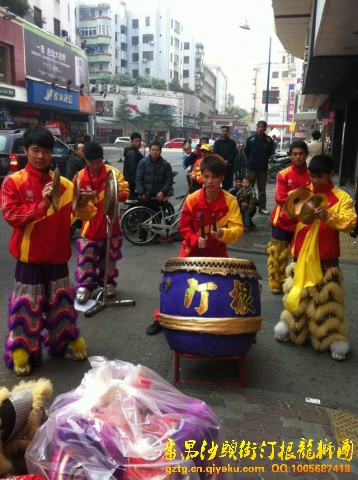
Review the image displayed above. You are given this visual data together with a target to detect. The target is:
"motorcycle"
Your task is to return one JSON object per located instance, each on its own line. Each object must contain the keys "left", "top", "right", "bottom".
{"left": 267, "top": 152, "right": 291, "bottom": 183}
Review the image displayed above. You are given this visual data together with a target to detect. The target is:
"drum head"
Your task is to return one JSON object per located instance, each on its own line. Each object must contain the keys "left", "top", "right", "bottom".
{"left": 52, "top": 167, "right": 61, "bottom": 212}
{"left": 163, "top": 257, "right": 262, "bottom": 279}
{"left": 103, "top": 169, "right": 118, "bottom": 217}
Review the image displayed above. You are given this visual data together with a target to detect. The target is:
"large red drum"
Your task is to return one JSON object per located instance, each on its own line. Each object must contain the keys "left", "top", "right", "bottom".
{"left": 159, "top": 257, "right": 262, "bottom": 356}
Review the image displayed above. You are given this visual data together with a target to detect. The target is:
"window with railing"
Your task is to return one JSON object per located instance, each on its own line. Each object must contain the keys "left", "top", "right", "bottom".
{"left": 81, "top": 26, "right": 97, "bottom": 37}
{"left": 143, "top": 51, "right": 154, "bottom": 60}
{"left": 143, "top": 34, "right": 154, "bottom": 43}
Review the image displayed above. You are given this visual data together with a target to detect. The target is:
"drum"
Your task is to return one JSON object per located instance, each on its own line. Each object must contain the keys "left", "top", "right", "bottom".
{"left": 159, "top": 257, "right": 262, "bottom": 356}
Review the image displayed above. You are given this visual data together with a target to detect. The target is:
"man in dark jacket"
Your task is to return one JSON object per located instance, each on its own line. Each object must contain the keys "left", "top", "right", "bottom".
{"left": 65, "top": 142, "right": 86, "bottom": 180}
{"left": 123, "top": 132, "right": 143, "bottom": 199}
{"left": 136, "top": 140, "right": 173, "bottom": 205}
{"left": 245, "top": 120, "right": 275, "bottom": 215}
{"left": 213, "top": 126, "right": 237, "bottom": 191}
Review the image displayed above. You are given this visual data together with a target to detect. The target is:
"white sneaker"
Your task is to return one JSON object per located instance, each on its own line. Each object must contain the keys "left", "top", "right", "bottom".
{"left": 259, "top": 208, "right": 269, "bottom": 215}
{"left": 76, "top": 287, "right": 91, "bottom": 304}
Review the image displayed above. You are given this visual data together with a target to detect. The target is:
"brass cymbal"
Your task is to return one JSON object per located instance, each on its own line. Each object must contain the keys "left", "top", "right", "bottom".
{"left": 284, "top": 187, "right": 312, "bottom": 218}
{"left": 299, "top": 193, "right": 328, "bottom": 224}
{"left": 103, "top": 169, "right": 118, "bottom": 218}
{"left": 52, "top": 167, "right": 61, "bottom": 212}
{"left": 72, "top": 172, "right": 81, "bottom": 214}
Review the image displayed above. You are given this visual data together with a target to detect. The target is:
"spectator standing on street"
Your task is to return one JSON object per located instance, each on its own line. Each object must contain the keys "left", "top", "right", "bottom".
{"left": 245, "top": 120, "right": 275, "bottom": 215}
{"left": 123, "top": 132, "right": 144, "bottom": 199}
{"left": 65, "top": 142, "right": 86, "bottom": 180}
{"left": 213, "top": 126, "right": 238, "bottom": 191}
{"left": 307, "top": 130, "right": 329, "bottom": 165}
{"left": 1, "top": 126, "right": 96, "bottom": 375}
{"left": 267, "top": 140, "right": 311, "bottom": 294}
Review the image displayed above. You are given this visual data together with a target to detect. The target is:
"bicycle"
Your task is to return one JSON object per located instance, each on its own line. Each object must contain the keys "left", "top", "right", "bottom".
{"left": 120, "top": 194, "right": 187, "bottom": 245}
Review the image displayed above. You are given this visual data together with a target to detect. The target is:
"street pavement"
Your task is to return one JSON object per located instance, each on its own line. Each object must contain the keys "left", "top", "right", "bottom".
{"left": 0, "top": 160, "right": 358, "bottom": 478}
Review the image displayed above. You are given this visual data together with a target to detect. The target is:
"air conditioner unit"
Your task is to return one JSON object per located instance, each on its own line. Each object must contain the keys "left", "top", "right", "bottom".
{"left": 142, "top": 58, "right": 148, "bottom": 63}
{"left": 149, "top": 41, "right": 154, "bottom": 46}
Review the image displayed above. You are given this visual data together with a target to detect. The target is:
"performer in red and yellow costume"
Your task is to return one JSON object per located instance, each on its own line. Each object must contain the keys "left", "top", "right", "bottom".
{"left": 1, "top": 126, "right": 96, "bottom": 375}
{"left": 75, "top": 141, "right": 129, "bottom": 303}
{"left": 274, "top": 154, "right": 357, "bottom": 361}
{"left": 146, "top": 154, "right": 244, "bottom": 335}
{"left": 179, "top": 154, "right": 244, "bottom": 257}
{"left": 267, "top": 140, "right": 311, "bottom": 294}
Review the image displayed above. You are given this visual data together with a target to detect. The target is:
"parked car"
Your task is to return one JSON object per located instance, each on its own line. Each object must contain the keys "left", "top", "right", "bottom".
{"left": 164, "top": 138, "right": 185, "bottom": 148}
{"left": 190, "top": 139, "right": 215, "bottom": 150}
{"left": 114, "top": 136, "right": 131, "bottom": 148}
{"left": 0, "top": 129, "right": 73, "bottom": 185}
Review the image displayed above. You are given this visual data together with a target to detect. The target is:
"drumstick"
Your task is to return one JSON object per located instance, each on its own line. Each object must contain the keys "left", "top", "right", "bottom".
{"left": 199, "top": 213, "right": 205, "bottom": 238}
{"left": 211, "top": 213, "right": 217, "bottom": 231}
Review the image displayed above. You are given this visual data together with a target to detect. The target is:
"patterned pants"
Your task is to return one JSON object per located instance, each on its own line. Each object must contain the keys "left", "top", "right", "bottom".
{"left": 280, "top": 262, "right": 348, "bottom": 351}
{"left": 75, "top": 234, "right": 123, "bottom": 291}
{"left": 4, "top": 262, "right": 80, "bottom": 369}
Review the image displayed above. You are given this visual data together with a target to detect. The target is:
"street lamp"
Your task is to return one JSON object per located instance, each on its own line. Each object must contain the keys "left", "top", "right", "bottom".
{"left": 240, "top": 22, "right": 272, "bottom": 123}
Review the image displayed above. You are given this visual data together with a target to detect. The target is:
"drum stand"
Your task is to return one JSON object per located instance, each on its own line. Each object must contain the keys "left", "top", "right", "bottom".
{"left": 85, "top": 173, "right": 135, "bottom": 318}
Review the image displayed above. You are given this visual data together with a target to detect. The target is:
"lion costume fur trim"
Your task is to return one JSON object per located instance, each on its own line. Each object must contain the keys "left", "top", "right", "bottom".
{"left": 0, "top": 378, "right": 53, "bottom": 476}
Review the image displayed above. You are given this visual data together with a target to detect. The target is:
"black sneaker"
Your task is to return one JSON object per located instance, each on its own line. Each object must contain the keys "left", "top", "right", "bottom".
{"left": 146, "top": 321, "right": 162, "bottom": 335}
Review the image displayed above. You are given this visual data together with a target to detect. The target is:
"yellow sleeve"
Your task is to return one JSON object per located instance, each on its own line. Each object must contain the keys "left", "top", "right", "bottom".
{"left": 325, "top": 189, "right": 357, "bottom": 233}
{"left": 220, "top": 193, "right": 244, "bottom": 245}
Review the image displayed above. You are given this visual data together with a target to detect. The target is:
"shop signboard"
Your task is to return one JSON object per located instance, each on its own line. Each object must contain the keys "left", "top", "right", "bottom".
{"left": 24, "top": 23, "right": 88, "bottom": 90}
{"left": 44, "top": 121, "right": 61, "bottom": 135}
{"left": 27, "top": 80, "right": 79, "bottom": 110}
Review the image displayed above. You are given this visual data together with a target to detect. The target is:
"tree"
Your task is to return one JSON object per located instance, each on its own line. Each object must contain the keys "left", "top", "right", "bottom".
{"left": 114, "top": 92, "right": 133, "bottom": 135}
{"left": 0, "top": 0, "right": 30, "bottom": 17}
{"left": 227, "top": 105, "right": 250, "bottom": 120}
{"left": 135, "top": 103, "right": 176, "bottom": 138}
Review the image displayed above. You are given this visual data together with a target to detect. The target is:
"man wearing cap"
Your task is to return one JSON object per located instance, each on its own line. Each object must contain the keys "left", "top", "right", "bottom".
{"left": 245, "top": 120, "right": 276, "bottom": 215}
{"left": 213, "top": 126, "right": 238, "bottom": 191}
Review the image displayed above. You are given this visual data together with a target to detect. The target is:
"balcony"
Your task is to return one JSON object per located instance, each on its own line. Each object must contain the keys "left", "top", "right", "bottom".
{"left": 85, "top": 36, "right": 111, "bottom": 46}
{"left": 87, "top": 52, "right": 111, "bottom": 63}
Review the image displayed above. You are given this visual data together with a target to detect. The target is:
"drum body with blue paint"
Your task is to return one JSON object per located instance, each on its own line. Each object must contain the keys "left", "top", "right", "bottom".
{"left": 159, "top": 257, "right": 262, "bottom": 356}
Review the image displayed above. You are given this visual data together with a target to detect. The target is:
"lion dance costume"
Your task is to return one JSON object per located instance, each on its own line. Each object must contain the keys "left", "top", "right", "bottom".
{"left": 274, "top": 182, "right": 357, "bottom": 360}
{"left": 1, "top": 164, "right": 95, "bottom": 375}
{"left": 75, "top": 163, "right": 129, "bottom": 297}
{"left": 267, "top": 163, "right": 310, "bottom": 293}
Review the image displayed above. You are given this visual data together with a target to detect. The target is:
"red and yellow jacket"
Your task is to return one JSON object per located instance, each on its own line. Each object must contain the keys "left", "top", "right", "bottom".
{"left": 178, "top": 188, "right": 244, "bottom": 257}
{"left": 2, "top": 163, "right": 96, "bottom": 264}
{"left": 292, "top": 183, "right": 357, "bottom": 260}
{"left": 78, "top": 163, "right": 129, "bottom": 240}
{"left": 270, "top": 163, "right": 311, "bottom": 231}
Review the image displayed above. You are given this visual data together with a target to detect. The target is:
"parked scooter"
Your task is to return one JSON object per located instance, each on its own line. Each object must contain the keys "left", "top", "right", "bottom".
{"left": 267, "top": 152, "right": 291, "bottom": 183}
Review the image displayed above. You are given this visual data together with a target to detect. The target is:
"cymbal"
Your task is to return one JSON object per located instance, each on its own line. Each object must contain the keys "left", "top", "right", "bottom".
{"left": 72, "top": 173, "right": 81, "bottom": 214}
{"left": 284, "top": 187, "right": 312, "bottom": 218}
{"left": 52, "top": 167, "right": 61, "bottom": 212}
{"left": 103, "top": 169, "right": 118, "bottom": 218}
{"left": 299, "top": 193, "right": 328, "bottom": 224}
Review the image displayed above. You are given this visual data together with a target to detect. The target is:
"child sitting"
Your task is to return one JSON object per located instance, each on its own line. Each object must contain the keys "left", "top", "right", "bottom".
{"left": 236, "top": 177, "right": 257, "bottom": 229}
{"left": 229, "top": 174, "right": 244, "bottom": 196}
